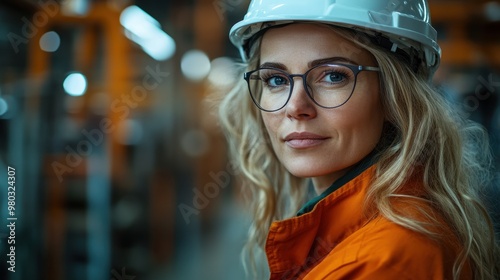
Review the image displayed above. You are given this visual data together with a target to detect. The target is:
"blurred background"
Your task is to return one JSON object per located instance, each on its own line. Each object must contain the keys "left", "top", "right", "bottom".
{"left": 0, "top": 0, "right": 498, "bottom": 279}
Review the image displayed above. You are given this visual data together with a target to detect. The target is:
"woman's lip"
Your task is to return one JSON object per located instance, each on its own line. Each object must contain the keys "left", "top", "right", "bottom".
{"left": 284, "top": 132, "right": 328, "bottom": 141}
{"left": 283, "top": 132, "right": 329, "bottom": 148}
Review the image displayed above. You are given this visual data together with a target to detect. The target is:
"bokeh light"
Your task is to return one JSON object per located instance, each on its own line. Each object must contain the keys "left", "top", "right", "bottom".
{"left": 39, "top": 31, "right": 61, "bottom": 52}
{"left": 180, "top": 50, "right": 211, "bottom": 81}
{"left": 208, "top": 57, "right": 238, "bottom": 87}
{"left": 63, "top": 72, "right": 88, "bottom": 96}
{"left": 0, "top": 96, "right": 8, "bottom": 116}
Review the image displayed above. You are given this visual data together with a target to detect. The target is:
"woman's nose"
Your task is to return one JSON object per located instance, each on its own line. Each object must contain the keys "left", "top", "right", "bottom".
{"left": 285, "top": 77, "right": 317, "bottom": 120}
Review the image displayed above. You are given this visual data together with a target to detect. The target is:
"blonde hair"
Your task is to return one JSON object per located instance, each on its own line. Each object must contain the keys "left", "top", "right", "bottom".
{"left": 218, "top": 25, "right": 500, "bottom": 279}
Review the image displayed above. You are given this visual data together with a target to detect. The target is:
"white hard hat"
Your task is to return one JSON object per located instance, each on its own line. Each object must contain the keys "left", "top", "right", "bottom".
{"left": 229, "top": 0, "right": 441, "bottom": 73}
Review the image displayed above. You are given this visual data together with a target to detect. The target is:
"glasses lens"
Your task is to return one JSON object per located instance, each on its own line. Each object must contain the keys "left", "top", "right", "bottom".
{"left": 306, "top": 64, "right": 356, "bottom": 108}
{"left": 247, "top": 68, "right": 291, "bottom": 111}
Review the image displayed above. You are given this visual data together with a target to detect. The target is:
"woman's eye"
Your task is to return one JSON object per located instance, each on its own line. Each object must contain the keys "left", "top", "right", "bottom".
{"left": 323, "top": 72, "right": 346, "bottom": 83}
{"left": 266, "top": 76, "right": 288, "bottom": 87}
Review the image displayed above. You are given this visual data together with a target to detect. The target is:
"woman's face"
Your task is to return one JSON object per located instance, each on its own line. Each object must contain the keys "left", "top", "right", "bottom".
{"left": 259, "top": 23, "right": 385, "bottom": 193}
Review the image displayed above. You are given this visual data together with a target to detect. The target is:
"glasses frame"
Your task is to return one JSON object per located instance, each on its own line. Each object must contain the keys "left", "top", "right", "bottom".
{"left": 244, "top": 63, "right": 380, "bottom": 112}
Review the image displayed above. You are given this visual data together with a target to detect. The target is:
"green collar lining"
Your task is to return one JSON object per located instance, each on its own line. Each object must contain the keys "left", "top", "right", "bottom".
{"left": 296, "top": 150, "right": 378, "bottom": 216}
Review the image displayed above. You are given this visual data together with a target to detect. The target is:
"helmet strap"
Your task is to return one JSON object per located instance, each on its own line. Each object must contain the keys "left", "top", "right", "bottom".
{"left": 243, "top": 23, "right": 294, "bottom": 60}
{"left": 369, "top": 33, "right": 422, "bottom": 73}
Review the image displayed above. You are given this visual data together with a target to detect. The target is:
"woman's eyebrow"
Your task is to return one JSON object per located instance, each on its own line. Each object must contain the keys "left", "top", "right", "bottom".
{"left": 259, "top": 57, "right": 359, "bottom": 70}
{"left": 309, "top": 57, "right": 358, "bottom": 67}
{"left": 259, "top": 62, "right": 287, "bottom": 70}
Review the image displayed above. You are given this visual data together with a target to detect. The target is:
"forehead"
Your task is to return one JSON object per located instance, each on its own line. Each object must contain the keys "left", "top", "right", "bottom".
{"left": 259, "top": 23, "right": 375, "bottom": 67}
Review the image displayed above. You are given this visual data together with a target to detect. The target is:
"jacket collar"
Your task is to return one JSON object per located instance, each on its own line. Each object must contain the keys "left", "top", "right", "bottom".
{"left": 265, "top": 164, "right": 378, "bottom": 278}
{"left": 296, "top": 150, "right": 378, "bottom": 216}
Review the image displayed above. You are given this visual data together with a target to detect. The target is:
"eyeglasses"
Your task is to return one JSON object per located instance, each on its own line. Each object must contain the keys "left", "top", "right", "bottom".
{"left": 244, "top": 63, "right": 380, "bottom": 112}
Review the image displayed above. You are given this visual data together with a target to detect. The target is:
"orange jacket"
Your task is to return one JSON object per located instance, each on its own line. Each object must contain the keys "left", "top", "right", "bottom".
{"left": 265, "top": 165, "right": 472, "bottom": 280}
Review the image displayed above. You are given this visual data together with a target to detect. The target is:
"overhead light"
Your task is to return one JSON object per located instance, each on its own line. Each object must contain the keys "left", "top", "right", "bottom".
{"left": 120, "top": 5, "right": 176, "bottom": 61}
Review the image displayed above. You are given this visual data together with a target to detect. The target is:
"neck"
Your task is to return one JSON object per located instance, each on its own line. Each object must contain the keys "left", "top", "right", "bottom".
{"left": 312, "top": 168, "right": 350, "bottom": 195}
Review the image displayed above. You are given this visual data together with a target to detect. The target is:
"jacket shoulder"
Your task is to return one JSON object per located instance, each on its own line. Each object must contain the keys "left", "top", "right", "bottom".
{"left": 304, "top": 216, "right": 468, "bottom": 280}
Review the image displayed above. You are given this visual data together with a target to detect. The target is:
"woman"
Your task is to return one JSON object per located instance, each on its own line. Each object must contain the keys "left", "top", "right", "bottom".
{"left": 218, "top": 0, "right": 500, "bottom": 279}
